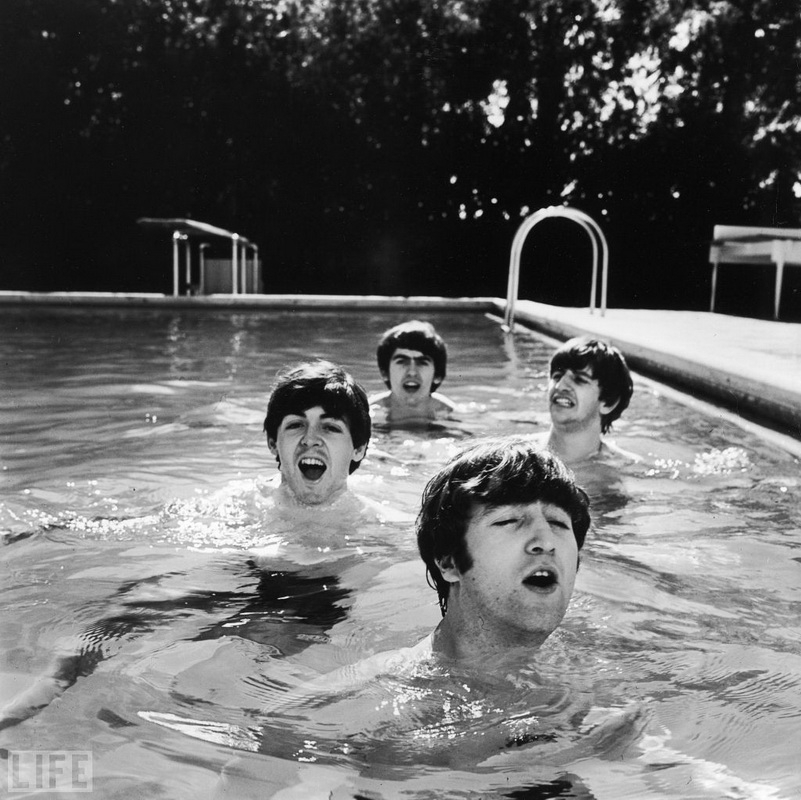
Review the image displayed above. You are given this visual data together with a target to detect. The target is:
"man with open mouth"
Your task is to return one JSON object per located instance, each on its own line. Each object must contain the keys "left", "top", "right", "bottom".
{"left": 544, "top": 336, "right": 635, "bottom": 465}
{"left": 263, "top": 360, "right": 372, "bottom": 508}
{"left": 0, "top": 362, "right": 375, "bottom": 734}
{"left": 417, "top": 436, "right": 590, "bottom": 662}
{"left": 371, "top": 319, "right": 455, "bottom": 425}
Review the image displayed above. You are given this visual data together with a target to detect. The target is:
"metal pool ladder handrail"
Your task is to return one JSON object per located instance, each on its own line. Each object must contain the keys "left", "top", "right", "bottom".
{"left": 503, "top": 206, "right": 609, "bottom": 329}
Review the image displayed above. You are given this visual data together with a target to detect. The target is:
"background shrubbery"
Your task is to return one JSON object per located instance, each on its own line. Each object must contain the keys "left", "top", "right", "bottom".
{"left": 1, "top": 0, "right": 799, "bottom": 315}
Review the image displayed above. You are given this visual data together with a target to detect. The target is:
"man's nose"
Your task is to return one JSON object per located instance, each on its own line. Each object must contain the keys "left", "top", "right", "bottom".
{"left": 524, "top": 517, "right": 557, "bottom": 553}
{"left": 301, "top": 426, "right": 322, "bottom": 445}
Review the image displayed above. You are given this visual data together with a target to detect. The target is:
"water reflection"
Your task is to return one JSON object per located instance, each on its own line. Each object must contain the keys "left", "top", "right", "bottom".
{"left": 194, "top": 564, "right": 350, "bottom": 656}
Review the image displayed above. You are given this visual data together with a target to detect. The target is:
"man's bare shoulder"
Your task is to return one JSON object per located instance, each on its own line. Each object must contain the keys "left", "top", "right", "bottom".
{"left": 526, "top": 431, "right": 550, "bottom": 448}
{"left": 275, "top": 634, "right": 435, "bottom": 704}
{"left": 599, "top": 439, "right": 642, "bottom": 464}
{"left": 369, "top": 390, "right": 392, "bottom": 408}
{"left": 431, "top": 392, "right": 457, "bottom": 416}
{"left": 368, "top": 393, "right": 392, "bottom": 426}
{"left": 213, "top": 475, "right": 409, "bottom": 565}
{"left": 254, "top": 477, "right": 406, "bottom": 526}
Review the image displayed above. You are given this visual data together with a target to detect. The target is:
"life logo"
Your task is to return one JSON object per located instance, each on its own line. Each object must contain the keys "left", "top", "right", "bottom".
{"left": 6, "top": 750, "right": 92, "bottom": 793}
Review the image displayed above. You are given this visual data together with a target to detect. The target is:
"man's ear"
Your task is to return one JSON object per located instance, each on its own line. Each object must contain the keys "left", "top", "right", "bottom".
{"left": 267, "top": 437, "right": 278, "bottom": 457}
{"left": 352, "top": 443, "right": 367, "bottom": 464}
{"left": 380, "top": 370, "right": 390, "bottom": 388}
{"left": 599, "top": 396, "right": 619, "bottom": 416}
{"left": 435, "top": 554, "right": 460, "bottom": 583}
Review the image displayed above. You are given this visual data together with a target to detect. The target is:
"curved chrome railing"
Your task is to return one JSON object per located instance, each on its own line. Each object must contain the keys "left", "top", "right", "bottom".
{"left": 503, "top": 206, "right": 608, "bottom": 329}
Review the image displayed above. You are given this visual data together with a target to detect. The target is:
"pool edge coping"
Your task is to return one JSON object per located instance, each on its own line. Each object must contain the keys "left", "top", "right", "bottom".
{"left": 0, "top": 291, "right": 497, "bottom": 311}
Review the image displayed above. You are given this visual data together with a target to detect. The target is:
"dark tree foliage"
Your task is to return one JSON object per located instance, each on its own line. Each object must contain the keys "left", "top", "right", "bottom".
{"left": 0, "top": 0, "right": 799, "bottom": 314}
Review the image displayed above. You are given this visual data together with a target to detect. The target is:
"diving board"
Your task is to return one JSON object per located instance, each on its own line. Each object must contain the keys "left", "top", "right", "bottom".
{"left": 709, "top": 225, "right": 801, "bottom": 319}
{"left": 137, "top": 218, "right": 260, "bottom": 296}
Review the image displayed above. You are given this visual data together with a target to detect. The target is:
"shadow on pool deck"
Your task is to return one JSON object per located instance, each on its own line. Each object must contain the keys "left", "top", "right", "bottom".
{"left": 1, "top": 291, "right": 799, "bottom": 443}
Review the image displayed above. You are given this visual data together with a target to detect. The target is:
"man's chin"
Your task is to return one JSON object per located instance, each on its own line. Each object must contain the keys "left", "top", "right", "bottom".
{"left": 286, "top": 472, "right": 357, "bottom": 506}
{"left": 549, "top": 408, "right": 580, "bottom": 427}
{"left": 282, "top": 477, "right": 333, "bottom": 506}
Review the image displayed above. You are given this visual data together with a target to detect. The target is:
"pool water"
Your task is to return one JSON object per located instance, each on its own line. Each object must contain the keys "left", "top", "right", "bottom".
{"left": 1, "top": 307, "right": 800, "bottom": 799}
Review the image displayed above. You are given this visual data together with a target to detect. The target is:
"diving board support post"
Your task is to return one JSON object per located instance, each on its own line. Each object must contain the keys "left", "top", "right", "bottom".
{"left": 183, "top": 236, "right": 192, "bottom": 292}
{"left": 231, "top": 234, "right": 239, "bottom": 295}
{"left": 710, "top": 252, "right": 719, "bottom": 313}
{"left": 251, "top": 244, "right": 260, "bottom": 294}
{"left": 199, "top": 243, "right": 209, "bottom": 295}
{"left": 504, "top": 206, "right": 609, "bottom": 329}
{"left": 775, "top": 252, "right": 785, "bottom": 321}
{"left": 242, "top": 240, "right": 249, "bottom": 293}
{"left": 171, "top": 231, "right": 181, "bottom": 297}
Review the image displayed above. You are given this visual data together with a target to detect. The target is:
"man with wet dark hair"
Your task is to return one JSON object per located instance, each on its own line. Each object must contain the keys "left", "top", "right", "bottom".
{"left": 545, "top": 336, "right": 634, "bottom": 465}
{"left": 0, "top": 363, "right": 377, "bottom": 736}
{"left": 262, "top": 360, "right": 371, "bottom": 506}
{"left": 371, "top": 320, "right": 455, "bottom": 424}
{"left": 417, "top": 436, "right": 590, "bottom": 659}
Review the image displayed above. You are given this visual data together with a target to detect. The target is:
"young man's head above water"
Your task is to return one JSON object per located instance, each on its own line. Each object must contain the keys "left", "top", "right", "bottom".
{"left": 417, "top": 436, "right": 590, "bottom": 662}
{"left": 372, "top": 320, "right": 455, "bottom": 424}
{"left": 263, "top": 360, "right": 371, "bottom": 506}
{"left": 546, "top": 336, "right": 634, "bottom": 464}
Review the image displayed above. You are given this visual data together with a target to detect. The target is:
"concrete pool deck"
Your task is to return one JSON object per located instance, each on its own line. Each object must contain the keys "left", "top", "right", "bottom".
{"left": 2, "top": 290, "right": 799, "bottom": 441}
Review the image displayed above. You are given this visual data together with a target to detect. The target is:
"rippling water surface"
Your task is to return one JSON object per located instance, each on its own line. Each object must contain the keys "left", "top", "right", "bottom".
{"left": 1, "top": 307, "right": 800, "bottom": 799}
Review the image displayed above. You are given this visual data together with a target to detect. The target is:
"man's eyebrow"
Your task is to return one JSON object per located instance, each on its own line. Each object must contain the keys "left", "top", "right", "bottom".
{"left": 477, "top": 502, "right": 524, "bottom": 515}
{"left": 285, "top": 411, "right": 345, "bottom": 422}
{"left": 553, "top": 365, "right": 595, "bottom": 377}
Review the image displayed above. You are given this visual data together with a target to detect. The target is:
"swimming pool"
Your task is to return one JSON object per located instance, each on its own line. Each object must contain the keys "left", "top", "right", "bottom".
{"left": 1, "top": 306, "right": 800, "bottom": 799}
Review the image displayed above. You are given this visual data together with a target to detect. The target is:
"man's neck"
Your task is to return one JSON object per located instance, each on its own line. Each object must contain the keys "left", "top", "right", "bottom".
{"left": 546, "top": 424, "right": 603, "bottom": 465}
{"left": 432, "top": 612, "right": 549, "bottom": 670}
{"left": 275, "top": 480, "right": 353, "bottom": 511}
{"left": 387, "top": 393, "right": 436, "bottom": 422}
